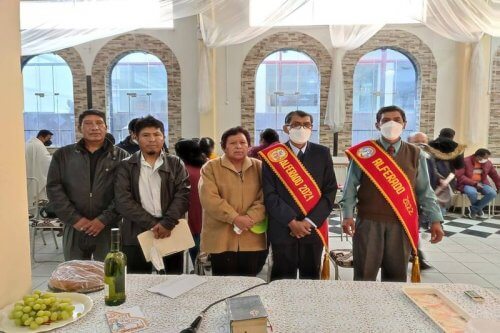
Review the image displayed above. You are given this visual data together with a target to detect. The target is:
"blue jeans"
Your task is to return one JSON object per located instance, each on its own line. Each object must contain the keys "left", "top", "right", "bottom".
{"left": 463, "top": 184, "right": 497, "bottom": 214}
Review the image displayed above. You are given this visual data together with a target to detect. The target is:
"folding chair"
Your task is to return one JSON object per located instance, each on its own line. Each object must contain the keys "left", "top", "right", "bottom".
{"left": 328, "top": 232, "right": 353, "bottom": 280}
{"left": 194, "top": 252, "right": 212, "bottom": 275}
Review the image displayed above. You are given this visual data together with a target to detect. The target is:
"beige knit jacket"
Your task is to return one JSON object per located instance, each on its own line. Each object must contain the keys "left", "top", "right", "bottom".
{"left": 199, "top": 155, "right": 266, "bottom": 254}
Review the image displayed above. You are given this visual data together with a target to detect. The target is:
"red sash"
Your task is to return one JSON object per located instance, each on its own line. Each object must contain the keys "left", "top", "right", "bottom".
{"left": 346, "top": 140, "right": 421, "bottom": 282}
{"left": 259, "top": 143, "right": 329, "bottom": 248}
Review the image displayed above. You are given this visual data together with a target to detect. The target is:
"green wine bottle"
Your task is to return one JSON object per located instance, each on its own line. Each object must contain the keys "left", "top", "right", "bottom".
{"left": 104, "top": 228, "right": 126, "bottom": 306}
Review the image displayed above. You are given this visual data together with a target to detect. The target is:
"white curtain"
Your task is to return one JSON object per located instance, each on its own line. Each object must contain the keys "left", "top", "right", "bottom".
{"left": 325, "top": 25, "right": 383, "bottom": 132}
{"left": 197, "top": 0, "right": 309, "bottom": 113}
{"left": 424, "top": 0, "right": 494, "bottom": 145}
{"left": 20, "top": 0, "right": 229, "bottom": 55}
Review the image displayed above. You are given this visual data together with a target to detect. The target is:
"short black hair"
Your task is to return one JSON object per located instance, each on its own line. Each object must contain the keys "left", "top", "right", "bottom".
{"left": 474, "top": 148, "right": 491, "bottom": 158}
{"left": 175, "top": 139, "right": 207, "bottom": 167}
{"left": 376, "top": 105, "right": 406, "bottom": 123}
{"left": 134, "top": 115, "right": 165, "bottom": 135}
{"left": 128, "top": 118, "right": 139, "bottom": 132}
{"left": 220, "top": 126, "right": 251, "bottom": 150}
{"left": 199, "top": 137, "right": 215, "bottom": 156}
{"left": 439, "top": 128, "right": 455, "bottom": 139}
{"left": 78, "top": 109, "right": 106, "bottom": 127}
{"left": 260, "top": 128, "right": 279, "bottom": 145}
{"left": 284, "top": 110, "right": 313, "bottom": 125}
{"left": 37, "top": 129, "right": 53, "bottom": 138}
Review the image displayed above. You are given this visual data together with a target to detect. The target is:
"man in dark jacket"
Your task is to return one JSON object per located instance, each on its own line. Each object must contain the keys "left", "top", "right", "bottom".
{"left": 263, "top": 110, "right": 337, "bottom": 280}
{"left": 47, "top": 110, "right": 129, "bottom": 261}
{"left": 116, "top": 118, "right": 140, "bottom": 154}
{"left": 456, "top": 149, "right": 500, "bottom": 218}
{"left": 114, "top": 116, "right": 190, "bottom": 274}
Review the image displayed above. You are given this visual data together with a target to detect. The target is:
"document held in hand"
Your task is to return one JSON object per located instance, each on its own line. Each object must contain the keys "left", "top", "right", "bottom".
{"left": 137, "top": 219, "right": 195, "bottom": 262}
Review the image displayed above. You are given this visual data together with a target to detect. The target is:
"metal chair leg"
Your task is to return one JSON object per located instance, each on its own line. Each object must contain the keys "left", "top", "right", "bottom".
{"left": 40, "top": 229, "right": 47, "bottom": 246}
{"left": 51, "top": 229, "right": 59, "bottom": 249}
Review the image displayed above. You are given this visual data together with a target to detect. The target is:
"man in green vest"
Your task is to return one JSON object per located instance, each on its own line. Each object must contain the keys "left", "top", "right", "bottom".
{"left": 341, "top": 105, "right": 444, "bottom": 282}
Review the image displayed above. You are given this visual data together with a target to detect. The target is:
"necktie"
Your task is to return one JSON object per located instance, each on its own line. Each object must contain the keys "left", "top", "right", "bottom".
{"left": 297, "top": 150, "right": 304, "bottom": 162}
{"left": 387, "top": 145, "right": 395, "bottom": 156}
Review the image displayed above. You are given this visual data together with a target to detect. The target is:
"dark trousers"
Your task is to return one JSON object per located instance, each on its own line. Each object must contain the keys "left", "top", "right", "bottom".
{"left": 122, "top": 245, "right": 183, "bottom": 274}
{"left": 353, "top": 218, "right": 411, "bottom": 282}
{"left": 210, "top": 250, "right": 267, "bottom": 277}
{"left": 63, "top": 224, "right": 110, "bottom": 261}
{"left": 270, "top": 232, "right": 323, "bottom": 281}
{"left": 188, "top": 234, "right": 201, "bottom": 266}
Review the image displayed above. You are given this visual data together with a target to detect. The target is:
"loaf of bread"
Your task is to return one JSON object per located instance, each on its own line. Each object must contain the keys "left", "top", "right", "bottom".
{"left": 48, "top": 260, "right": 104, "bottom": 293}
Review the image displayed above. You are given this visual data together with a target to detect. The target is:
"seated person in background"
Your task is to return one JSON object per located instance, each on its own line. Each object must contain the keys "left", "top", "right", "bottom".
{"left": 199, "top": 137, "right": 218, "bottom": 160}
{"left": 114, "top": 116, "right": 190, "bottom": 273}
{"left": 428, "top": 128, "right": 466, "bottom": 191}
{"left": 248, "top": 128, "right": 280, "bottom": 160}
{"left": 199, "top": 126, "right": 267, "bottom": 277}
{"left": 174, "top": 139, "right": 207, "bottom": 265}
{"left": 456, "top": 149, "right": 500, "bottom": 218}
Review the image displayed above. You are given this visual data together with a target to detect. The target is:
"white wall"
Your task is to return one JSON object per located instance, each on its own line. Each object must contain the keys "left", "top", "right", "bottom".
{"left": 0, "top": 0, "right": 32, "bottom": 308}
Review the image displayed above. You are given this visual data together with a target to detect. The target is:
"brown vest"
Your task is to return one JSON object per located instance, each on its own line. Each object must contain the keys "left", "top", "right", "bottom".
{"left": 357, "top": 140, "right": 420, "bottom": 223}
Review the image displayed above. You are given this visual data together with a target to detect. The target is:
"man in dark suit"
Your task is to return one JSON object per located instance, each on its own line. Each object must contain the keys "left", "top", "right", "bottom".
{"left": 263, "top": 110, "right": 337, "bottom": 280}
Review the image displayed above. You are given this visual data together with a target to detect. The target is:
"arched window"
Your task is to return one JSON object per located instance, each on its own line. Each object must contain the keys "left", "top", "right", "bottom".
{"left": 110, "top": 52, "right": 168, "bottom": 142}
{"left": 255, "top": 49, "right": 320, "bottom": 145}
{"left": 22, "top": 54, "right": 75, "bottom": 147}
{"left": 352, "top": 48, "right": 418, "bottom": 145}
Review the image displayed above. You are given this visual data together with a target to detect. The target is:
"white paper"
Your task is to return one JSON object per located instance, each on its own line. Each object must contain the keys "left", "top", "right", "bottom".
{"left": 137, "top": 219, "right": 195, "bottom": 262}
{"left": 147, "top": 275, "right": 207, "bottom": 299}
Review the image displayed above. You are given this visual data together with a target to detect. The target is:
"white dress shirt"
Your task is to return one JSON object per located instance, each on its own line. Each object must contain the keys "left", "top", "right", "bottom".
{"left": 139, "top": 153, "right": 164, "bottom": 218}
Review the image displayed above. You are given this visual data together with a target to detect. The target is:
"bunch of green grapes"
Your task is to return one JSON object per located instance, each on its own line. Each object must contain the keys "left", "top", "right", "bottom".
{"left": 7, "top": 290, "right": 78, "bottom": 330}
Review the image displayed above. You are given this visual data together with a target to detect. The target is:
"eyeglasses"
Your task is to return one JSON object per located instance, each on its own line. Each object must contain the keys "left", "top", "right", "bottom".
{"left": 287, "top": 123, "right": 313, "bottom": 130}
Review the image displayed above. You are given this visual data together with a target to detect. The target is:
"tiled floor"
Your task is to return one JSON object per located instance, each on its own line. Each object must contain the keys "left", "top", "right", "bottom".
{"left": 328, "top": 210, "right": 500, "bottom": 294}
{"left": 30, "top": 212, "right": 500, "bottom": 296}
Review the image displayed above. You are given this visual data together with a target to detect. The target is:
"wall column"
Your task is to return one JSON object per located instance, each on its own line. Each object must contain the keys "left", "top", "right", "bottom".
{"left": 0, "top": 0, "right": 32, "bottom": 308}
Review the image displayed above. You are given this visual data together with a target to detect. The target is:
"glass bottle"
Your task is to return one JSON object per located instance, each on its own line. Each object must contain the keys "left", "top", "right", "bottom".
{"left": 104, "top": 228, "right": 126, "bottom": 306}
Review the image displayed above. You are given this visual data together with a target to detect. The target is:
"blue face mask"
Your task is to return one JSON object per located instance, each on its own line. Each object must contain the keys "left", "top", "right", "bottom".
{"left": 44, "top": 140, "right": 52, "bottom": 147}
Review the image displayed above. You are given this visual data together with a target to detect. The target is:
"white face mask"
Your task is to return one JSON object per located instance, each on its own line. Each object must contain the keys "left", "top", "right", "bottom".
{"left": 379, "top": 121, "right": 403, "bottom": 140}
{"left": 288, "top": 127, "right": 311, "bottom": 145}
{"left": 479, "top": 159, "right": 488, "bottom": 164}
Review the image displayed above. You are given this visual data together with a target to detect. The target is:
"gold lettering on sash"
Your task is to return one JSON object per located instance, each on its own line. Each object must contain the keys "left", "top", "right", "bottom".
{"left": 403, "top": 196, "right": 414, "bottom": 215}
{"left": 279, "top": 159, "right": 304, "bottom": 186}
{"left": 372, "top": 158, "right": 405, "bottom": 194}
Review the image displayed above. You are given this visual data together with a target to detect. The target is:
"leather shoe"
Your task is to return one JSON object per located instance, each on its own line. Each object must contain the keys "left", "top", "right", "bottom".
{"left": 420, "top": 260, "right": 432, "bottom": 270}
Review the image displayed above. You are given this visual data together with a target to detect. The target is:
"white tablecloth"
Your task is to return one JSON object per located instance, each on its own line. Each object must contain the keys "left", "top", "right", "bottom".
{"left": 54, "top": 275, "right": 500, "bottom": 333}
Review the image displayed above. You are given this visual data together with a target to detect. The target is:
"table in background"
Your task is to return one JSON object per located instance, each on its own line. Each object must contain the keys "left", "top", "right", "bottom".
{"left": 55, "top": 275, "right": 500, "bottom": 332}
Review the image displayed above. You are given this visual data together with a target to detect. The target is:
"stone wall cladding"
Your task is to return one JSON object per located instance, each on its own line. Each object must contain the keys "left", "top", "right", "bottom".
{"left": 50, "top": 48, "right": 87, "bottom": 139}
{"left": 489, "top": 47, "right": 500, "bottom": 155}
{"left": 341, "top": 29, "right": 437, "bottom": 153}
{"left": 91, "top": 33, "right": 181, "bottom": 148}
{"left": 241, "top": 32, "right": 333, "bottom": 151}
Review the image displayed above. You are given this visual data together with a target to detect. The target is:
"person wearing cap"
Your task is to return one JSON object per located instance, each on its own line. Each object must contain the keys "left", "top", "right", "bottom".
{"left": 456, "top": 149, "right": 500, "bottom": 219}
{"left": 199, "top": 126, "right": 267, "bottom": 276}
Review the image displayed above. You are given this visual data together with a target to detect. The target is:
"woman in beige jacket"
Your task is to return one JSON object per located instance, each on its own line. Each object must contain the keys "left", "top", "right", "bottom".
{"left": 199, "top": 126, "right": 267, "bottom": 276}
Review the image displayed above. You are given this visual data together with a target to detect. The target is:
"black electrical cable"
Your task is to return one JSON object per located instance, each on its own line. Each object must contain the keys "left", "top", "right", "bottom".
{"left": 179, "top": 281, "right": 269, "bottom": 333}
